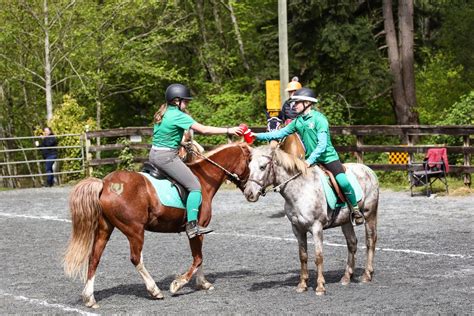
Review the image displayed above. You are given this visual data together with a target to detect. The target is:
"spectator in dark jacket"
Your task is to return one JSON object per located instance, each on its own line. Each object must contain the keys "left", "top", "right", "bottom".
{"left": 37, "top": 127, "right": 58, "bottom": 187}
{"left": 280, "top": 76, "right": 302, "bottom": 124}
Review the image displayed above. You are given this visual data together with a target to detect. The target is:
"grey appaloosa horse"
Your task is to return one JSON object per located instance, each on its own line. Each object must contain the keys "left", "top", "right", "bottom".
{"left": 244, "top": 145, "right": 379, "bottom": 295}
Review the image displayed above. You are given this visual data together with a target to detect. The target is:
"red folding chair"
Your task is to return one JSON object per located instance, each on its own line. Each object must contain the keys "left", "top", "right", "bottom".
{"left": 408, "top": 148, "right": 449, "bottom": 197}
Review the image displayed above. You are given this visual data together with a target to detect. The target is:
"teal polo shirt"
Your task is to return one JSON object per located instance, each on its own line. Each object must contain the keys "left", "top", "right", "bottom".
{"left": 152, "top": 105, "right": 196, "bottom": 149}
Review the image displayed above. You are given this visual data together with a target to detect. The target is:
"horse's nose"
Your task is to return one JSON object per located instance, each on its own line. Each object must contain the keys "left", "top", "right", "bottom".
{"left": 244, "top": 189, "right": 258, "bottom": 202}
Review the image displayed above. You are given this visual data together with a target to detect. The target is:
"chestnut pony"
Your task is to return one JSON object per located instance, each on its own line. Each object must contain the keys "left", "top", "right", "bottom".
{"left": 280, "top": 133, "right": 305, "bottom": 159}
{"left": 64, "top": 142, "right": 250, "bottom": 308}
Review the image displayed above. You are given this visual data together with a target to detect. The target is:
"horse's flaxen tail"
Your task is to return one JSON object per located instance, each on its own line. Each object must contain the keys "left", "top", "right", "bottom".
{"left": 63, "top": 177, "right": 103, "bottom": 283}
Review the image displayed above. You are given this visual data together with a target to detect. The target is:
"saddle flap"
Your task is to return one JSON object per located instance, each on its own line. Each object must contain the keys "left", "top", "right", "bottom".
{"left": 141, "top": 162, "right": 189, "bottom": 204}
{"left": 318, "top": 165, "right": 347, "bottom": 203}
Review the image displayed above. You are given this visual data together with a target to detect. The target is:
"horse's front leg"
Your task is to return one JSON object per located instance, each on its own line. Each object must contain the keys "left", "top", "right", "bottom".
{"left": 340, "top": 222, "right": 357, "bottom": 285}
{"left": 170, "top": 236, "right": 205, "bottom": 294}
{"left": 311, "top": 222, "right": 326, "bottom": 295}
{"left": 291, "top": 224, "right": 309, "bottom": 293}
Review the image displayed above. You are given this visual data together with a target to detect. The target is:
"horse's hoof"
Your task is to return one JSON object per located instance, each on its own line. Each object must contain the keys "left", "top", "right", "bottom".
{"left": 361, "top": 272, "right": 372, "bottom": 283}
{"left": 170, "top": 278, "right": 187, "bottom": 294}
{"left": 296, "top": 284, "right": 307, "bottom": 293}
{"left": 296, "top": 286, "right": 308, "bottom": 293}
{"left": 149, "top": 287, "right": 164, "bottom": 299}
{"left": 315, "top": 287, "right": 326, "bottom": 296}
{"left": 197, "top": 282, "right": 214, "bottom": 291}
{"left": 84, "top": 300, "right": 99, "bottom": 309}
{"left": 340, "top": 275, "right": 351, "bottom": 285}
{"left": 83, "top": 296, "right": 98, "bottom": 308}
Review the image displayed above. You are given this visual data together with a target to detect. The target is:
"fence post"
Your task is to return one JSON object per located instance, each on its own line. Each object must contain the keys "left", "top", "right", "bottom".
{"left": 407, "top": 134, "right": 414, "bottom": 163}
{"left": 355, "top": 135, "right": 363, "bottom": 164}
{"left": 84, "top": 132, "right": 93, "bottom": 177}
{"left": 463, "top": 135, "right": 471, "bottom": 187}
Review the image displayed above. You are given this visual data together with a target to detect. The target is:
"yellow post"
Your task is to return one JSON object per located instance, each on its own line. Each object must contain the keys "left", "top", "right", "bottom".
{"left": 266, "top": 80, "right": 281, "bottom": 117}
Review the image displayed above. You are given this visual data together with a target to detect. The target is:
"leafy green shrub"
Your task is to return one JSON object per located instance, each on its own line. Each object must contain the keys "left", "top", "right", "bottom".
{"left": 117, "top": 138, "right": 135, "bottom": 171}
{"left": 49, "top": 95, "right": 96, "bottom": 182}
{"left": 416, "top": 50, "right": 470, "bottom": 124}
{"left": 188, "top": 90, "right": 266, "bottom": 145}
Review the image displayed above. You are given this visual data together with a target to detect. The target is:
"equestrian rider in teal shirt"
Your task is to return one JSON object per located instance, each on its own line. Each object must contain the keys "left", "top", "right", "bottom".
{"left": 253, "top": 87, "right": 364, "bottom": 225}
{"left": 149, "top": 83, "right": 243, "bottom": 238}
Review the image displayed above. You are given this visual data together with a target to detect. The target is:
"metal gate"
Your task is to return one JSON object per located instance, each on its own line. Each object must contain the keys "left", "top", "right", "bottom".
{"left": 0, "top": 134, "right": 85, "bottom": 188}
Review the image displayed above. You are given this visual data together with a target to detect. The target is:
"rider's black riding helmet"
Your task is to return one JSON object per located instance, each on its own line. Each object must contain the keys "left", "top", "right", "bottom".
{"left": 290, "top": 87, "right": 318, "bottom": 103}
{"left": 165, "top": 83, "right": 193, "bottom": 103}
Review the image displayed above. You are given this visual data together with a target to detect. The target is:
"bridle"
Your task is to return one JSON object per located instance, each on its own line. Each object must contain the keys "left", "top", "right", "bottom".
{"left": 247, "top": 152, "right": 303, "bottom": 197}
{"left": 184, "top": 143, "right": 248, "bottom": 190}
{"left": 247, "top": 154, "right": 275, "bottom": 196}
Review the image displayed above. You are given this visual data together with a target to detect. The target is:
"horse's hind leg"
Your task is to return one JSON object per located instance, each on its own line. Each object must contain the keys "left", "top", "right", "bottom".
{"left": 340, "top": 222, "right": 357, "bottom": 285}
{"left": 82, "top": 216, "right": 114, "bottom": 308}
{"left": 362, "top": 213, "right": 377, "bottom": 283}
{"left": 127, "top": 227, "right": 164, "bottom": 299}
{"left": 195, "top": 265, "right": 214, "bottom": 291}
{"left": 291, "top": 225, "right": 309, "bottom": 293}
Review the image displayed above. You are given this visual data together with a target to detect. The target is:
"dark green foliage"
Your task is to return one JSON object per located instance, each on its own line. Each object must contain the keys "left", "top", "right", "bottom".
{"left": 0, "top": 0, "right": 472, "bottom": 142}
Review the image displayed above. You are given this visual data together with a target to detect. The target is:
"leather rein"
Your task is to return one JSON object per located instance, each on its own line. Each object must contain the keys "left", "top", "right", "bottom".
{"left": 184, "top": 143, "right": 247, "bottom": 190}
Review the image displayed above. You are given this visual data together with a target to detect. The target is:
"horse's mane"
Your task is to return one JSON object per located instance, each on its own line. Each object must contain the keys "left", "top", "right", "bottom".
{"left": 255, "top": 145, "right": 307, "bottom": 175}
{"left": 188, "top": 142, "right": 249, "bottom": 166}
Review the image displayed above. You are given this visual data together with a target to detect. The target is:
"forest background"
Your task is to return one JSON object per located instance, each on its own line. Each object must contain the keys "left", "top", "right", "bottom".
{"left": 0, "top": 0, "right": 473, "bottom": 186}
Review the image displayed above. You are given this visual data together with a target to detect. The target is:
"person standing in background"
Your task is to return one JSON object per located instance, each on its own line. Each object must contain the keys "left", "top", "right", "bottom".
{"left": 37, "top": 127, "right": 58, "bottom": 187}
{"left": 280, "top": 76, "right": 302, "bottom": 124}
{"left": 265, "top": 76, "right": 302, "bottom": 131}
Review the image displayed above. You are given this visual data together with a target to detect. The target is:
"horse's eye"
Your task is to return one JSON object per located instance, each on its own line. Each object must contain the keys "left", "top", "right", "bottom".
{"left": 259, "top": 165, "right": 266, "bottom": 171}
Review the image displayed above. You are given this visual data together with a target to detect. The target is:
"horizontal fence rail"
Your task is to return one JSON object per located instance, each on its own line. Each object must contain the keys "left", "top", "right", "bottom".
{"left": 0, "top": 134, "right": 84, "bottom": 187}
{"left": 2, "top": 126, "right": 472, "bottom": 188}
{"left": 82, "top": 125, "right": 473, "bottom": 187}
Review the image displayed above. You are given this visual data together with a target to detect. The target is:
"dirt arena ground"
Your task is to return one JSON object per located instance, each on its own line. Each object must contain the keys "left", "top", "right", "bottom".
{"left": 1, "top": 186, "right": 473, "bottom": 315}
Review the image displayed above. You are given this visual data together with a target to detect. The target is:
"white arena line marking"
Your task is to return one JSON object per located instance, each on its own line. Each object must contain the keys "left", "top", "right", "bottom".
{"left": 0, "top": 291, "right": 98, "bottom": 316}
{"left": 0, "top": 213, "right": 71, "bottom": 222}
{"left": 212, "top": 232, "right": 472, "bottom": 259}
{"left": 1, "top": 213, "right": 471, "bottom": 259}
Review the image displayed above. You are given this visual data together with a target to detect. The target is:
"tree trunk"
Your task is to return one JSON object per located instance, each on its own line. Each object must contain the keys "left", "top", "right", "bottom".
{"left": 382, "top": 0, "right": 418, "bottom": 125}
{"left": 43, "top": 0, "right": 53, "bottom": 123}
{"left": 211, "top": 0, "right": 227, "bottom": 50}
{"left": 194, "top": 0, "right": 219, "bottom": 83}
{"left": 399, "top": 0, "right": 417, "bottom": 115}
{"left": 227, "top": 0, "right": 250, "bottom": 71}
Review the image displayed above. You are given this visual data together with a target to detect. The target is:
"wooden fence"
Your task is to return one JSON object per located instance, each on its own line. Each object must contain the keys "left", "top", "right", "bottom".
{"left": 84, "top": 125, "right": 473, "bottom": 186}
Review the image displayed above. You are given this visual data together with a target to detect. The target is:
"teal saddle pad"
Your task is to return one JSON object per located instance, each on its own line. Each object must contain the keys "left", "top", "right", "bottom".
{"left": 316, "top": 168, "right": 363, "bottom": 210}
{"left": 140, "top": 172, "right": 185, "bottom": 209}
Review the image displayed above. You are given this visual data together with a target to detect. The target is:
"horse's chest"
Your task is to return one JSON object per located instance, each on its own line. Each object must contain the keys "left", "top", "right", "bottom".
{"left": 286, "top": 209, "right": 312, "bottom": 228}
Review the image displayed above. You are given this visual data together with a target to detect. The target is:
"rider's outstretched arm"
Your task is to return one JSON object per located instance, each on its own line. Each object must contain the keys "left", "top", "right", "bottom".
{"left": 255, "top": 121, "right": 296, "bottom": 141}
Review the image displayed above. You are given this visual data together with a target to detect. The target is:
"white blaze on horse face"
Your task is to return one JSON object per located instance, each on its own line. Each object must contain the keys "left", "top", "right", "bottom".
{"left": 244, "top": 153, "right": 272, "bottom": 202}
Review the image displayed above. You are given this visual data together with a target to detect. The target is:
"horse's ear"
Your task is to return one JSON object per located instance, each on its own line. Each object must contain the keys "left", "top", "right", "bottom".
{"left": 270, "top": 140, "right": 279, "bottom": 149}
